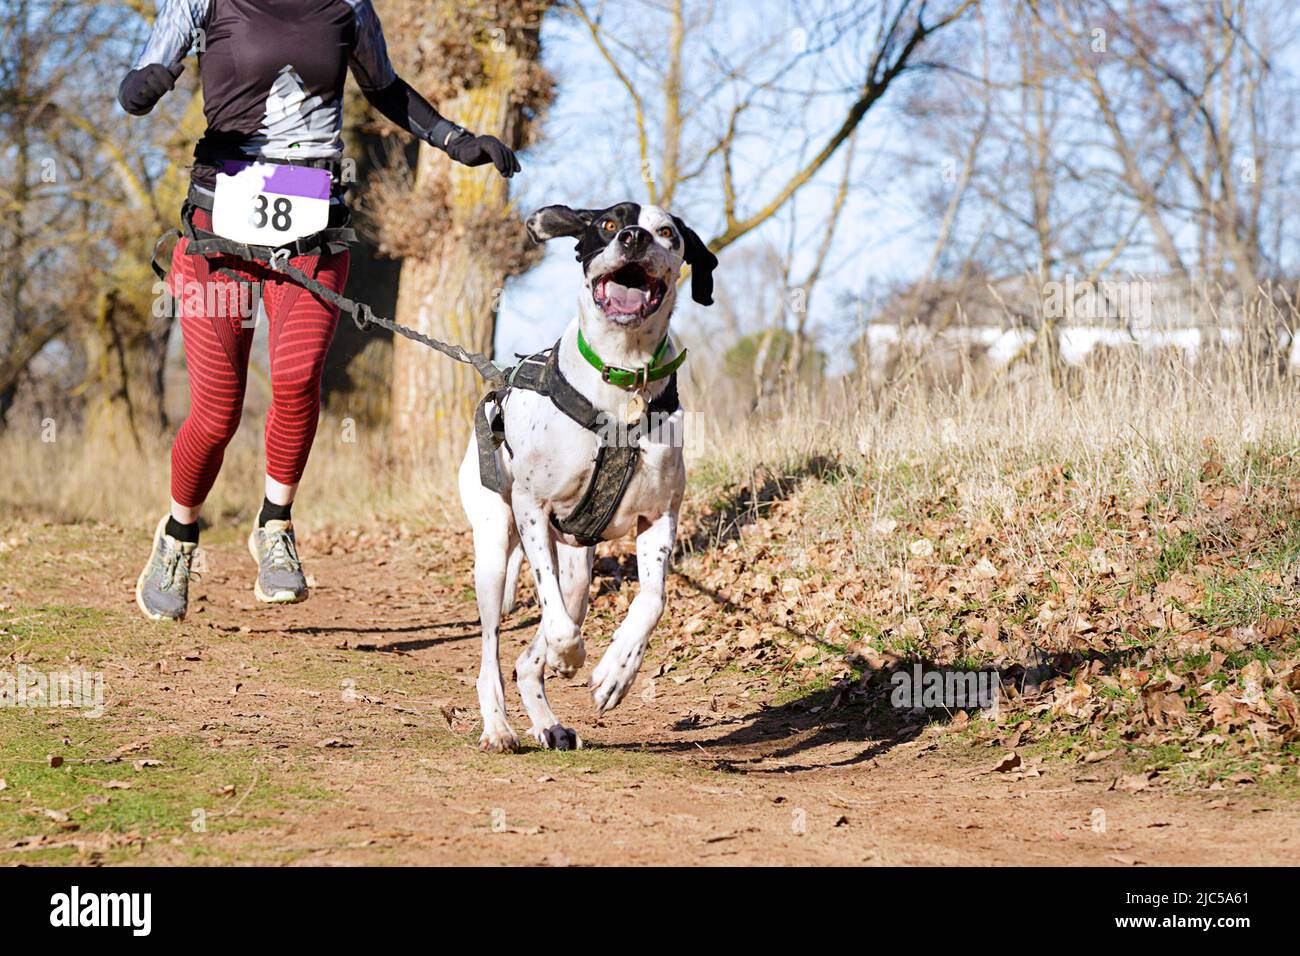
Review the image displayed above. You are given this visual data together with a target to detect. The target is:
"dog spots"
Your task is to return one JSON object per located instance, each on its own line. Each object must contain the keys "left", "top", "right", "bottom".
{"left": 466, "top": 245, "right": 687, "bottom": 742}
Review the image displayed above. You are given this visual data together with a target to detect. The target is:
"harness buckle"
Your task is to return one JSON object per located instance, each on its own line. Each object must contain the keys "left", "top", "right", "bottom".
{"left": 268, "top": 248, "right": 291, "bottom": 272}
{"left": 601, "top": 364, "right": 649, "bottom": 389}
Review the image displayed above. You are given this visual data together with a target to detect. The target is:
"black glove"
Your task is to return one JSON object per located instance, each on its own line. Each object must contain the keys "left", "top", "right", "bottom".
{"left": 443, "top": 133, "right": 521, "bottom": 179}
{"left": 118, "top": 62, "right": 185, "bottom": 116}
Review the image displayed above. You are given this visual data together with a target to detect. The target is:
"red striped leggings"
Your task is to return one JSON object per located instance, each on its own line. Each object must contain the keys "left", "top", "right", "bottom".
{"left": 168, "top": 208, "right": 350, "bottom": 508}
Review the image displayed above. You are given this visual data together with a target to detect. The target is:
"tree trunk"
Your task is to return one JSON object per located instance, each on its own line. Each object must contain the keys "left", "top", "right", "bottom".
{"left": 391, "top": 189, "right": 507, "bottom": 464}
{"left": 0, "top": 319, "right": 65, "bottom": 431}
{"left": 382, "top": 5, "right": 551, "bottom": 468}
{"left": 390, "top": 30, "right": 538, "bottom": 467}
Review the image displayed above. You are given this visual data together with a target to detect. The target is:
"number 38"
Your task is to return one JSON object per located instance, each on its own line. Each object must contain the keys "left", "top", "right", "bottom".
{"left": 251, "top": 194, "right": 293, "bottom": 232}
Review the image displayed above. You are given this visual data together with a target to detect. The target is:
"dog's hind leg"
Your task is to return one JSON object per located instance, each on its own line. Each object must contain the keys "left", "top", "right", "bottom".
{"left": 516, "top": 542, "right": 592, "bottom": 750}
{"left": 500, "top": 543, "right": 524, "bottom": 616}
{"left": 591, "top": 509, "right": 677, "bottom": 714}
{"left": 473, "top": 521, "right": 521, "bottom": 752}
{"left": 459, "top": 451, "right": 520, "bottom": 753}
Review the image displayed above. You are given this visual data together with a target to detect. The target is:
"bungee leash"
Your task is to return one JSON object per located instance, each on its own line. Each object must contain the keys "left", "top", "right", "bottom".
{"left": 152, "top": 214, "right": 506, "bottom": 389}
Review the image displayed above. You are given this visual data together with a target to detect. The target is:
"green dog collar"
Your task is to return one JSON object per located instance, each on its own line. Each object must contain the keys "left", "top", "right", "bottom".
{"left": 577, "top": 329, "right": 687, "bottom": 390}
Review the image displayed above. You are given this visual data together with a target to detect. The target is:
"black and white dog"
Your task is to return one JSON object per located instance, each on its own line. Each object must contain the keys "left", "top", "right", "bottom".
{"left": 457, "top": 202, "right": 717, "bottom": 751}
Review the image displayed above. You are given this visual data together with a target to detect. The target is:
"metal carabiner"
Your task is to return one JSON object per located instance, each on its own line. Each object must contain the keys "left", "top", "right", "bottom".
{"left": 352, "top": 302, "right": 373, "bottom": 333}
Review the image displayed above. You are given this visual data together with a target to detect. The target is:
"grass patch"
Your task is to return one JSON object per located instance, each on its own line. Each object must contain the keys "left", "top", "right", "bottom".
{"left": 0, "top": 712, "right": 330, "bottom": 864}
{"left": 1194, "top": 573, "right": 1287, "bottom": 628}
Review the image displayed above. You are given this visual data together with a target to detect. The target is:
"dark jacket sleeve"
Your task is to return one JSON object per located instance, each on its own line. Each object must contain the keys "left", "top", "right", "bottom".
{"left": 361, "top": 77, "right": 471, "bottom": 149}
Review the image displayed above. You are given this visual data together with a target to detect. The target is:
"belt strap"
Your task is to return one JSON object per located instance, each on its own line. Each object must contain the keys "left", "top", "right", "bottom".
{"left": 181, "top": 187, "right": 357, "bottom": 261}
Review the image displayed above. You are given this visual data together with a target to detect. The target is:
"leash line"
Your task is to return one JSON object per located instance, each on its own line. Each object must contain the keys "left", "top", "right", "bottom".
{"left": 154, "top": 223, "right": 505, "bottom": 388}
{"left": 265, "top": 255, "right": 504, "bottom": 386}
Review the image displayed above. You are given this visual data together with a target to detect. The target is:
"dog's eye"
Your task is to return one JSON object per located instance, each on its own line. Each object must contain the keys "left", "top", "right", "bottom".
{"left": 657, "top": 227, "right": 674, "bottom": 239}
{"left": 601, "top": 219, "right": 617, "bottom": 232}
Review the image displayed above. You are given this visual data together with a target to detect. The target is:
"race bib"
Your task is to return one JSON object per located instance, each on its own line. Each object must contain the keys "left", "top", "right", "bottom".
{"left": 211, "top": 161, "right": 331, "bottom": 246}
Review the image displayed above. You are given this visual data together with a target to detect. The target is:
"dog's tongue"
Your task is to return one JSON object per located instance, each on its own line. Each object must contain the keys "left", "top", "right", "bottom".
{"left": 603, "top": 279, "right": 650, "bottom": 314}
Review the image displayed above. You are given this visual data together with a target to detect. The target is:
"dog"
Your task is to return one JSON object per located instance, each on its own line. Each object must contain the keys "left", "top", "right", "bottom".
{"left": 457, "top": 202, "right": 717, "bottom": 751}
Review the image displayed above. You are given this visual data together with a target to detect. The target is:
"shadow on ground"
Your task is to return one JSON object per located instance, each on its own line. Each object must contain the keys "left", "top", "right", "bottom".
{"left": 601, "top": 643, "right": 1152, "bottom": 774}
{"left": 210, "top": 614, "right": 539, "bottom": 653}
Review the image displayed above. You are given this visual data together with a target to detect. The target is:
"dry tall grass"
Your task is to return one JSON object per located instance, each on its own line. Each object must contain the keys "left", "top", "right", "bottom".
{"left": 3, "top": 332, "right": 1300, "bottom": 545}
{"left": 701, "top": 340, "right": 1295, "bottom": 493}
{"left": 0, "top": 418, "right": 456, "bottom": 531}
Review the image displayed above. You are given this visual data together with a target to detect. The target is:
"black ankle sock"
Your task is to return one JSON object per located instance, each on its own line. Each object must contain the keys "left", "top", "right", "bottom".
{"left": 258, "top": 497, "right": 292, "bottom": 527}
{"left": 165, "top": 516, "right": 200, "bottom": 544}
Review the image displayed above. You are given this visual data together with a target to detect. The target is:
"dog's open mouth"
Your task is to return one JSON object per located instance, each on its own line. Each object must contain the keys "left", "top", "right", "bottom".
{"left": 593, "top": 263, "right": 667, "bottom": 321}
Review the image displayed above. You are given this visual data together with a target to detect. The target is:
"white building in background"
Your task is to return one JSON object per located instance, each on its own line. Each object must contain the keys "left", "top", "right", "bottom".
{"left": 855, "top": 274, "right": 1298, "bottom": 379}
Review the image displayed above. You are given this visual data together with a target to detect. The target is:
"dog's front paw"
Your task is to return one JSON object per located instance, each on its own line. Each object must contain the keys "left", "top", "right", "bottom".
{"left": 527, "top": 724, "right": 583, "bottom": 751}
{"left": 479, "top": 724, "right": 521, "bottom": 753}
{"left": 590, "top": 645, "right": 643, "bottom": 715}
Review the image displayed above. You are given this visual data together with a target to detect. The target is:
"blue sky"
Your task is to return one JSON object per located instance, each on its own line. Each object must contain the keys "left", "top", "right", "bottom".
{"left": 491, "top": 0, "right": 1300, "bottom": 368}
{"left": 493, "top": 4, "right": 940, "bottom": 361}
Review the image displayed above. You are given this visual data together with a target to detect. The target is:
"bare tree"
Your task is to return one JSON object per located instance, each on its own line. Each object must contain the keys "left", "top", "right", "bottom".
{"left": 0, "top": 0, "right": 202, "bottom": 437}
{"left": 1041, "top": 0, "right": 1291, "bottom": 302}
{"left": 566, "top": 0, "right": 974, "bottom": 255}
{"left": 0, "top": 0, "right": 91, "bottom": 426}
{"left": 882, "top": 0, "right": 1299, "bottom": 377}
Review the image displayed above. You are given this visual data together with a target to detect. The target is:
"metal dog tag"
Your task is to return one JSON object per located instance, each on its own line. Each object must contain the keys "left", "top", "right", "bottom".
{"left": 624, "top": 393, "right": 646, "bottom": 425}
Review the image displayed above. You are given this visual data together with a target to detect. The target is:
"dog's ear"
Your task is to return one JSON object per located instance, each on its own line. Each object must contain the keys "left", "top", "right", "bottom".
{"left": 526, "top": 205, "right": 598, "bottom": 243}
{"left": 672, "top": 216, "right": 718, "bottom": 306}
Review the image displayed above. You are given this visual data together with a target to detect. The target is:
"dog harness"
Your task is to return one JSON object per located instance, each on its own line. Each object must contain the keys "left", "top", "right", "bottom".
{"left": 475, "top": 341, "right": 683, "bottom": 547}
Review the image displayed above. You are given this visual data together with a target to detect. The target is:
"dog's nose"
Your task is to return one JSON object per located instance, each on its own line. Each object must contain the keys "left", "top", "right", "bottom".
{"left": 617, "top": 226, "right": 650, "bottom": 253}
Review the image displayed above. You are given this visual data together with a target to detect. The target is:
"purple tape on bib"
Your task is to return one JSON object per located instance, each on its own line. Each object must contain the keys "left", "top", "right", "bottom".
{"left": 220, "top": 161, "right": 331, "bottom": 200}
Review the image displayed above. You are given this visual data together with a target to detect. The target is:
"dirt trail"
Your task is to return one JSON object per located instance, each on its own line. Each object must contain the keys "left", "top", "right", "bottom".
{"left": 2, "top": 522, "right": 1297, "bottom": 866}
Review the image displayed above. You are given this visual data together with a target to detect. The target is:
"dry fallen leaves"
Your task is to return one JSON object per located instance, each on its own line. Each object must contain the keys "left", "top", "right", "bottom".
{"left": 992, "top": 752, "right": 1022, "bottom": 773}
{"left": 1081, "top": 749, "right": 1117, "bottom": 764}
{"left": 670, "top": 454, "right": 1300, "bottom": 785}
{"left": 1110, "top": 772, "right": 1158, "bottom": 794}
